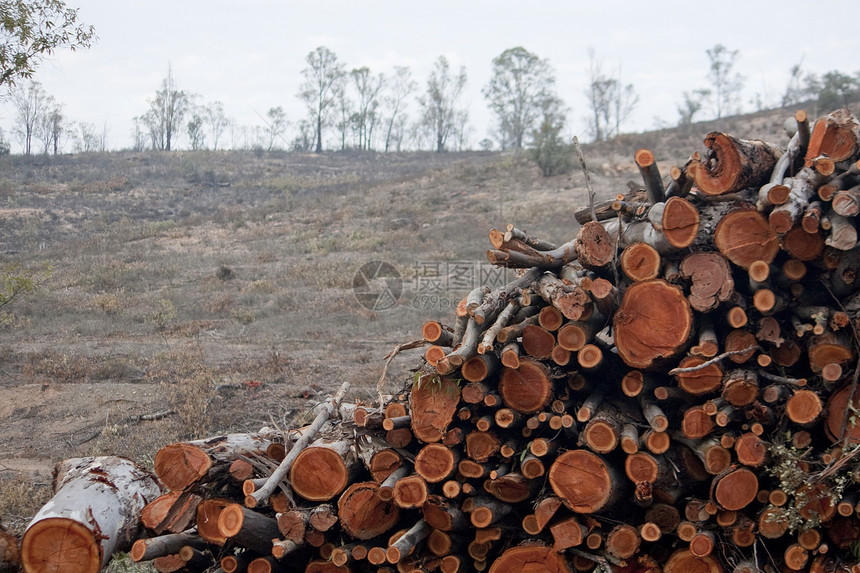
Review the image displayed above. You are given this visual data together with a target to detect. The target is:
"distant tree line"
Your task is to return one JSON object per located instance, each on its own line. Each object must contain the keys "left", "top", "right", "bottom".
{"left": 3, "top": 11, "right": 860, "bottom": 168}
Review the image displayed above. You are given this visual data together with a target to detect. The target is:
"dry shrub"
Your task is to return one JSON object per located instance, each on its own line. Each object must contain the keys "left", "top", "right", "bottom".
{"left": 204, "top": 292, "right": 235, "bottom": 315}
{"left": 146, "top": 343, "right": 217, "bottom": 439}
{"left": 0, "top": 475, "right": 52, "bottom": 535}
{"left": 22, "top": 350, "right": 92, "bottom": 383}
{"left": 90, "top": 292, "right": 122, "bottom": 315}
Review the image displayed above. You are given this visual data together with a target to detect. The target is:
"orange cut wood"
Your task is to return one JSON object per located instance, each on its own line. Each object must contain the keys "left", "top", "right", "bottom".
{"left": 153, "top": 443, "right": 213, "bottom": 492}
{"left": 713, "top": 468, "right": 758, "bottom": 511}
{"left": 414, "top": 443, "right": 457, "bottom": 483}
{"left": 337, "top": 481, "right": 400, "bottom": 540}
{"left": 498, "top": 358, "right": 554, "bottom": 413}
{"left": 663, "top": 548, "right": 724, "bottom": 573}
{"left": 826, "top": 385, "right": 860, "bottom": 443}
{"left": 675, "top": 356, "right": 723, "bottom": 396}
{"left": 488, "top": 545, "right": 572, "bottom": 573}
{"left": 549, "top": 450, "right": 622, "bottom": 514}
{"left": 662, "top": 196, "right": 700, "bottom": 248}
{"left": 614, "top": 279, "right": 693, "bottom": 369}
{"left": 714, "top": 208, "right": 779, "bottom": 269}
{"left": 289, "top": 444, "right": 353, "bottom": 501}
{"left": 621, "top": 242, "right": 661, "bottom": 282}
{"left": 688, "top": 131, "right": 781, "bottom": 195}
{"left": 410, "top": 374, "right": 460, "bottom": 443}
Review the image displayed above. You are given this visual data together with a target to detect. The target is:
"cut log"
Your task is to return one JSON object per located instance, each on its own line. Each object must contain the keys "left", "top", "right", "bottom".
{"left": 635, "top": 149, "right": 666, "bottom": 203}
{"left": 337, "top": 481, "right": 400, "bottom": 540}
{"left": 21, "top": 456, "right": 162, "bottom": 573}
{"left": 521, "top": 324, "right": 556, "bottom": 359}
{"left": 488, "top": 545, "right": 572, "bottom": 573}
{"left": 498, "top": 358, "right": 553, "bottom": 413}
{"left": 386, "top": 519, "right": 430, "bottom": 564}
{"left": 806, "top": 109, "right": 860, "bottom": 165}
{"left": 535, "top": 273, "right": 594, "bottom": 321}
{"left": 712, "top": 467, "right": 758, "bottom": 511}
{"left": 688, "top": 131, "right": 782, "bottom": 195}
{"left": 155, "top": 431, "right": 278, "bottom": 492}
{"left": 614, "top": 279, "right": 693, "bottom": 369}
{"left": 410, "top": 374, "right": 461, "bottom": 443}
{"left": 484, "top": 473, "right": 537, "bottom": 503}
{"left": 217, "top": 504, "right": 281, "bottom": 555}
{"left": 714, "top": 208, "right": 780, "bottom": 269}
{"left": 664, "top": 549, "right": 723, "bottom": 573}
{"left": 196, "top": 498, "right": 231, "bottom": 545}
{"left": 550, "top": 516, "right": 588, "bottom": 551}
{"left": 422, "top": 495, "right": 469, "bottom": 532}
{"left": 392, "top": 475, "right": 429, "bottom": 509}
{"left": 130, "top": 531, "right": 205, "bottom": 563}
{"left": 662, "top": 196, "right": 700, "bottom": 248}
{"left": 621, "top": 242, "right": 662, "bottom": 282}
{"left": 414, "top": 443, "right": 458, "bottom": 483}
{"left": 679, "top": 252, "right": 734, "bottom": 312}
{"left": 549, "top": 450, "right": 623, "bottom": 514}
{"left": 276, "top": 509, "right": 307, "bottom": 543}
{"left": 606, "top": 523, "right": 641, "bottom": 560}
{"left": 248, "top": 382, "right": 350, "bottom": 507}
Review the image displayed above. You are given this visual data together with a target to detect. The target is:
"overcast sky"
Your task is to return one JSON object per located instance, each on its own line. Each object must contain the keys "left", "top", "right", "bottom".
{"left": 1, "top": 0, "right": 859, "bottom": 152}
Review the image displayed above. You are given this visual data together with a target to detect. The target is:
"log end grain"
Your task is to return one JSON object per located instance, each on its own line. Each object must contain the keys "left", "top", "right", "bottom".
{"left": 614, "top": 280, "right": 693, "bottom": 370}
{"left": 662, "top": 196, "right": 700, "bottom": 248}
{"left": 337, "top": 482, "right": 400, "bottom": 540}
{"left": 488, "top": 545, "right": 572, "bottom": 573}
{"left": 21, "top": 518, "right": 101, "bottom": 573}
{"left": 153, "top": 443, "right": 212, "bottom": 492}
{"left": 714, "top": 209, "right": 780, "bottom": 269}
{"left": 499, "top": 358, "right": 553, "bottom": 414}
{"left": 549, "top": 450, "right": 621, "bottom": 514}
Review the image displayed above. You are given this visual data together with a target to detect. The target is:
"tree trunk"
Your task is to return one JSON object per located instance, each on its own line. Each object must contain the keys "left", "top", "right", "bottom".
{"left": 410, "top": 375, "right": 460, "bottom": 443}
{"left": 688, "top": 132, "right": 782, "bottom": 195}
{"left": 613, "top": 279, "right": 693, "bottom": 369}
{"left": 21, "top": 457, "right": 162, "bottom": 573}
{"left": 337, "top": 481, "right": 400, "bottom": 540}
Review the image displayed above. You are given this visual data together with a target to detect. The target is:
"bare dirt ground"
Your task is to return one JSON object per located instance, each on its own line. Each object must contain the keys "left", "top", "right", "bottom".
{"left": 0, "top": 107, "right": 797, "bottom": 535}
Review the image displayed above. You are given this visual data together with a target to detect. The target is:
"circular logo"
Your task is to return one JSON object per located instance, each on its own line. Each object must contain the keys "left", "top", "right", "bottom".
{"left": 353, "top": 261, "right": 402, "bottom": 311}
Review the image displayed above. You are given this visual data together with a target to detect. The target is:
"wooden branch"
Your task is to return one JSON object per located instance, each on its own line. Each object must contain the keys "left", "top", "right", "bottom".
{"left": 635, "top": 149, "right": 665, "bottom": 203}
{"left": 688, "top": 132, "right": 782, "bottom": 195}
{"left": 246, "top": 381, "right": 350, "bottom": 507}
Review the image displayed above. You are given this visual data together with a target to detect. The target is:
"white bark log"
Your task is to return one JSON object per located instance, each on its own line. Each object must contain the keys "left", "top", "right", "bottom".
{"left": 22, "top": 456, "right": 162, "bottom": 573}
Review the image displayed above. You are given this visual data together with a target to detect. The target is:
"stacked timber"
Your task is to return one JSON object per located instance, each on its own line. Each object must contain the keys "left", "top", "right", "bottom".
{"left": 18, "top": 108, "right": 860, "bottom": 573}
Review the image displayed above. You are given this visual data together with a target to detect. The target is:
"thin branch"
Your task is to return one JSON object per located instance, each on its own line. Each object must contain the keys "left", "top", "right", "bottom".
{"left": 668, "top": 346, "right": 762, "bottom": 375}
{"left": 573, "top": 136, "right": 597, "bottom": 223}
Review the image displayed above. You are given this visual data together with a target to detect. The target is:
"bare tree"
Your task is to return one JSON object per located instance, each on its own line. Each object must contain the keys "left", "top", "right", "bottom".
{"left": 419, "top": 55, "right": 468, "bottom": 153}
{"left": 140, "top": 65, "right": 192, "bottom": 150}
{"left": 705, "top": 44, "right": 744, "bottom": 119}
{"left": 350, "top": 66, "right": 385, "bottom": 150}
{"left": 585, "top": 49, "right": 638, "bottom": 142}
{"left": 75, "top": 121, "right": 99, "bottom": 152}
{"left": 297, "top": 46, "right": 346, "bottom": 153}
{"left": 483, "top": 46, "right": 559, "bottom": 151}
{"left": 382, "top": 66, "right": 415, "bottom": 152}
{"left": 186, "top": 107, "right": 205, "bottom": 150}
{"left": 334, "top": 80, "right": 352, "bottom": 150}
{"left": 37, "top": 96, "right": 66, "bottom": 154}
{"left": 203, "top": 101, "right": 229, "bottom": 150}
{"left": 10, "top": 80, "right": 48, "bottom": 154}
{"left": 677, "top": 88, "right": 711, "bottom": 125}
{"left": 264, "top": 106, "right": 288, "bottom": 150}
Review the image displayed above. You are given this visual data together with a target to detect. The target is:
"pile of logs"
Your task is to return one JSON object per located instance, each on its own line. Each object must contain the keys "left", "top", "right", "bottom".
{"left": 16, "top": 107, "right": 860, "bottom": 573}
